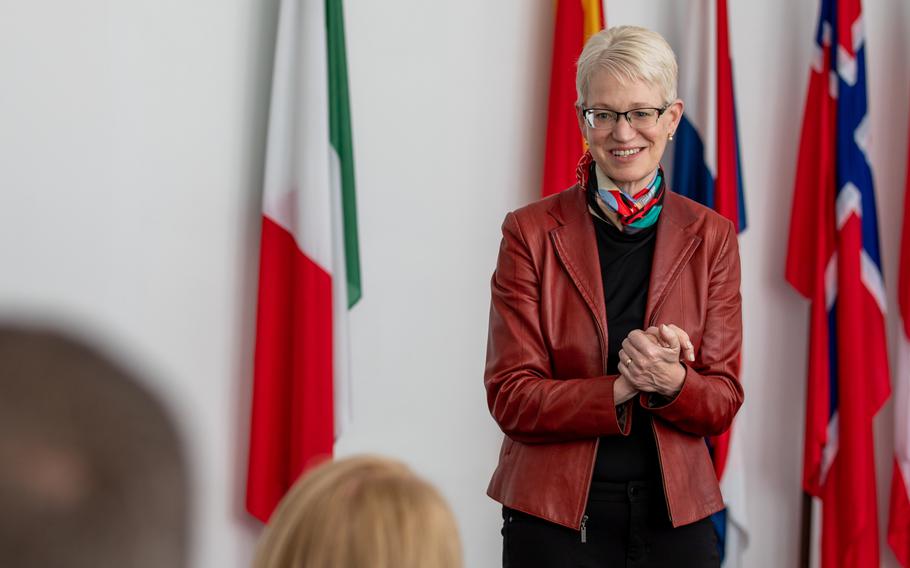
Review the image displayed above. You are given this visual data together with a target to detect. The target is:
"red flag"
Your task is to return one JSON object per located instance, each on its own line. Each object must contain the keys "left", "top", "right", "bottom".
{"left": 785, "top": 0, "right": 890, "bottom": 566}
{"left": 540, "top": 0, "right": 604, "bottom": 197}
{"left": 713, "top": 0, "right": 742, "bottom": 231}
{"left": 887, "top": 118, "right": 910, "bottom": 566}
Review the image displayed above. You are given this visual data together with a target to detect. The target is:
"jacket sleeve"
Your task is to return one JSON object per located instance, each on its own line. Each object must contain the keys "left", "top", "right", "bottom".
{"left": 484, "top": 211, "right": 633, "bottom": 444}
{"left": 640, "top": 220, "right": 744, "bottom": 436}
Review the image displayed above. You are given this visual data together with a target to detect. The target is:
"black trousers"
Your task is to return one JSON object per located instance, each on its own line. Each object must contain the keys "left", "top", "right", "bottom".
{"left": 502, "top": 481, "right": 719, "bottom": 568}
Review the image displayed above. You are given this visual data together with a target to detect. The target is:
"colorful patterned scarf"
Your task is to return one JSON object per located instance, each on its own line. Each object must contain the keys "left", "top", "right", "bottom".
{"left": 575, "top": 151, "right": 665, "bottom": 232}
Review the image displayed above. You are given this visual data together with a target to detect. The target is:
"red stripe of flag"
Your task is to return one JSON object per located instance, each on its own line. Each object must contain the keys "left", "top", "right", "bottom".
{"left": 888, "top": 118, "right": 910, "bottom": 567}
{"left": 891, "top": 466, "right": 910, "bottom": 567}
{"left": 785, "top": 17, "right": 837, "bottom": 498}
{"left": 714, "top": 0, "right": 739, "bottom": 231}
{"left": 707, "top": 0, "right": 741, "bottom": 481}
{"left": 541, "top": 1, "right": 604, "bottom": 197}
{"left": 246, "top": 217, "right": 335, "bottom": 522}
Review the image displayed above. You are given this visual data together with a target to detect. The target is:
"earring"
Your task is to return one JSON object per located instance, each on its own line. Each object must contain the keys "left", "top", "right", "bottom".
{"left": 668, "top": 132, "right": 674, "bottom": 141}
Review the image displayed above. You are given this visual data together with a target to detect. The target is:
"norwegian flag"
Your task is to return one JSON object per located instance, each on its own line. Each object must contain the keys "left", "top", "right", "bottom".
{"left": 887, "top": 121, "right": 910, "bottom": 566}
{"left": 785, "top": 0, "right": 890, "bottom": 566}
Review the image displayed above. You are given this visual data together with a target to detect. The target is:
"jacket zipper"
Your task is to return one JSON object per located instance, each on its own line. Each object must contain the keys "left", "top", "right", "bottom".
{"left": 650, "top": 420, "right": 673, "bottom": 524}
{"left": 647, "top": 314, "right": 673, "bottom": 524}
{"left": 578, "top": 320, "right": 609, "bottom": 540}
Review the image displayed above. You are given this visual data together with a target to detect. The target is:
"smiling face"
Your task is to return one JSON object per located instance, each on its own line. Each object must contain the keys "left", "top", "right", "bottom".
{"left": 579, "top": 71, "right": 683, "bottom": 194}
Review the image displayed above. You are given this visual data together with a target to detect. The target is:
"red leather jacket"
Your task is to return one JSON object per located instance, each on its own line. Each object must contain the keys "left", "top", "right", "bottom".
{"left": 485, "top": 185, "right": 743, "bottom": 530}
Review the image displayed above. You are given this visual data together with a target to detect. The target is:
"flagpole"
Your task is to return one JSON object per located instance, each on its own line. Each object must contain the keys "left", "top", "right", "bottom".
{"left": 799, "top": 492, "right": 812, "bottom": 567}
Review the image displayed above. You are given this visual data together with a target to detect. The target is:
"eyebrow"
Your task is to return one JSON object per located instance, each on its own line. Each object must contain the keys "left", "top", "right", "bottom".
{"left": 587, "top": 102, "right": 657, "bottom": 109}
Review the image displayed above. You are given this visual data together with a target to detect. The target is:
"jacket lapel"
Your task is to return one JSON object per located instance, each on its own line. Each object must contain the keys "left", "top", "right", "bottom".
{"left": 548, "top": 188, "right": 608, "bottom": 337}
{"left": 644, "top": 192, "right": 702, "bottom": 325}
{"left": 547, "top": 188, "right": 701, "bottom": 337}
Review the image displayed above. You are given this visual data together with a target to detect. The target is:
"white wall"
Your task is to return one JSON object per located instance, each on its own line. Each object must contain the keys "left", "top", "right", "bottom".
{"left": 1, "top": 0, "right": 909, "bottom": 567}
{"left": 0, "top": 0, "right": 276, "bottom": 565}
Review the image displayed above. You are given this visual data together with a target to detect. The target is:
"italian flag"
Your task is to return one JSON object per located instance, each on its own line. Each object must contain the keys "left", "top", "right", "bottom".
{"left": 246, "top": 0, "right": 360, "bottom": 523}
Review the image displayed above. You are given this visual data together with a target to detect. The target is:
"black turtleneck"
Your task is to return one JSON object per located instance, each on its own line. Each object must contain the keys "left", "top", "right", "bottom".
{"left": 586, "top": 185, "right": 662, "bottom": 483}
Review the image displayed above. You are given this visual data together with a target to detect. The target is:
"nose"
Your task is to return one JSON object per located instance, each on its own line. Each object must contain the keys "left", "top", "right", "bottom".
{"left": 611, "top": 117, "right": 637, "bottom": 142}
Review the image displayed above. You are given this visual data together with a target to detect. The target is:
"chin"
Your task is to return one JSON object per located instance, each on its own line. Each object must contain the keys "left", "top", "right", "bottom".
{"left": 605, "top": 167, "right": 652, "bottom": 185}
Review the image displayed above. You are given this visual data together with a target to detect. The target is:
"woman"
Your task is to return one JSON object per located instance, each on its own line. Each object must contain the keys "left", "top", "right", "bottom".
{"left": 254, "top": 455, "right": 462, "bottom": 568}
{"left": 485, "top": 26, "right": 742, "bottom": 567}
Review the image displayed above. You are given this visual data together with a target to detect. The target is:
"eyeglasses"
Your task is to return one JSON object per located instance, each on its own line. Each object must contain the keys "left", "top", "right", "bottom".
{"left": 582, "top": 105, "right": 669, "bottom": 130}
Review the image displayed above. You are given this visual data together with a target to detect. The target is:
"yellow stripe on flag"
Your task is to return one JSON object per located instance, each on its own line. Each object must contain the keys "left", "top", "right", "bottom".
{"left": 581, "top": 0, "right": 603, "bottom": 41}
{"left": 579, "top": 0, "right": 603, "bottom": 152}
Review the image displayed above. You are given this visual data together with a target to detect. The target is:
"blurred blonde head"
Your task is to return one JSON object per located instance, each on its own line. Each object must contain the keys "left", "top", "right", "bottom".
{"left": 254, "top": 455, "right": 462, "bottom": 568}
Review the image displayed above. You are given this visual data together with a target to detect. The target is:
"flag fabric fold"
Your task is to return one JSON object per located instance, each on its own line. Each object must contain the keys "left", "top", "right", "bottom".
{"left": 671, "top": 0, "right": 747, "bottom": 233}
{"left": 670, "top": 1, "right": 748, "bottom": 564}
{"left": 785, "top": 0, "right": 890, "bottom": 565}
{"left": 541, "top": 0, "right": 604, "bottom": 197}
{"left": 887, "top": 119, "right": 910, "bottom": 567}
{"left": 246, "top": 0, "right": 360, "bottom": 523}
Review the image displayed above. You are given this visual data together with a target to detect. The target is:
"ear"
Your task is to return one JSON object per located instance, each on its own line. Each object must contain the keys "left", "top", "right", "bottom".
{"left": 665, "top": 99, "right": 684, "bottom": 132}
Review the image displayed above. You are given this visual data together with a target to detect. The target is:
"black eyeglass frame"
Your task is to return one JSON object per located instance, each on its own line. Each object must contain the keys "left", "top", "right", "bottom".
{"left": 581, "top": 105, "right": 670, "bottom": 129}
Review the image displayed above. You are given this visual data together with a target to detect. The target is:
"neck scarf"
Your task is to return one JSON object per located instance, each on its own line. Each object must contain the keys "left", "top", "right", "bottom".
{"left": 575, "top": 151, "right": 665, "bottom": 232}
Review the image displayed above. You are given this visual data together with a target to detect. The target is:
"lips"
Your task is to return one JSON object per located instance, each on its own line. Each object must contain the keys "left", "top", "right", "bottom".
{"left": 611, "top": 147, "right": 642, "bottom": 157}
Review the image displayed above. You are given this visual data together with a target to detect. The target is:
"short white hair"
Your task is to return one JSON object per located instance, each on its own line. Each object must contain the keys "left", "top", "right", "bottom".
{"left": 575, "top": 25, "right": 678, "bottom": 107}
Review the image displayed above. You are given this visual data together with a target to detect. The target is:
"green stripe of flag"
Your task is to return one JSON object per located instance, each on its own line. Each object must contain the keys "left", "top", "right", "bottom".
{"left": 326, "top": 0, "right": 361, "bottom": 308}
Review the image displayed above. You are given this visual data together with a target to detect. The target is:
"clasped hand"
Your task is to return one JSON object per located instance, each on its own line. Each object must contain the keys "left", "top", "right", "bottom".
{"left": 617, "top": 324, "right": 693, "bottom": 398}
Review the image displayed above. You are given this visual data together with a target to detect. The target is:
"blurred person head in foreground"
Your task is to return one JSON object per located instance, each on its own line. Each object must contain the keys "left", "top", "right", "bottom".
{"left": 0, "top": 325, "right": 189, "bottom": 568}
{"left": 254, "top": 455, "right": 461, "bottom": 568}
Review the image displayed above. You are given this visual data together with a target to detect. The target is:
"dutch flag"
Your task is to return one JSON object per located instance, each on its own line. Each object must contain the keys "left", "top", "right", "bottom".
{"left": 665, "top": 0, "right": 748, "bottom": 565}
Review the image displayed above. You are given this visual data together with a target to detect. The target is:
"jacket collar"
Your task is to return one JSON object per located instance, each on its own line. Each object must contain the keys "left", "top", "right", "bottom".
{"left": 547, "top": 187, "right": 701, "bottom": 333}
